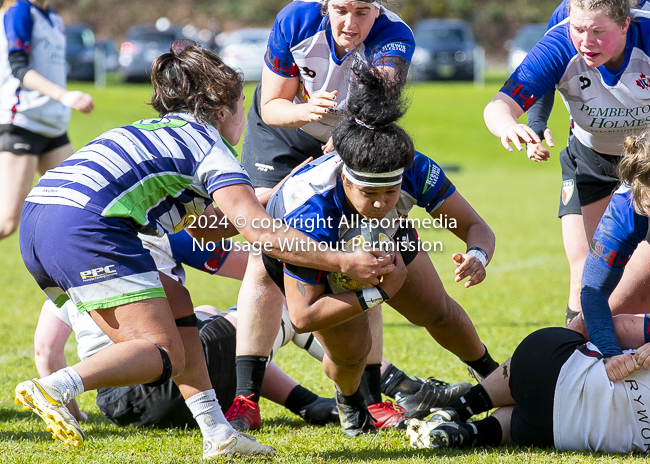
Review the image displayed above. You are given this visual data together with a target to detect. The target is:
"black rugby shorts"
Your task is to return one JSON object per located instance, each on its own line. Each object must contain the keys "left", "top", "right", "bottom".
{"left": 241, "top": 83, "right": 325, "bottom": 189}
{"left": 557, "top": 143, "right": 582, "bottom": 217}
{"left": 0, "top": 124, "right": 69, "bottom": 156}
{"left": 569, "top": 136, "right": 621, "bottom": 207}
{"left": 509, "top": 327, "right": 587, "bottom": 447}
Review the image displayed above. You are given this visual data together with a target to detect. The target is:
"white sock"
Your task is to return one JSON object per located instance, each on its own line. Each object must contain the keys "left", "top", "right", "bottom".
{"left": 39, "top": 367, "right": 85, "bottom": 405}
{"left": 186, "top": 390, "right": 234, "bottom": 442}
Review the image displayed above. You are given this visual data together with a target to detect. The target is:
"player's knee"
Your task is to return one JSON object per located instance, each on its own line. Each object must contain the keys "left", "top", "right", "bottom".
{"left": 407, "top": 296, "right": 455, "bottom": 328}
{"left": 167, "top": 345, "right": 186, "bottom": 378}
{"left": 329, "top": 341, "right": 371, "bottom": 369}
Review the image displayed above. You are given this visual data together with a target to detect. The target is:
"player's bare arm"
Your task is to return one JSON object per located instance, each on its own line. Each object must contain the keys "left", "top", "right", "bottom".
{"left": 434, "top": 190, "right": 494, "bottom": 287}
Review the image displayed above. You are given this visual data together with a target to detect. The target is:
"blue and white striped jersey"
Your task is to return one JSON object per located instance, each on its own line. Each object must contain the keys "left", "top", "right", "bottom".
{"left": 266, "top": 151, "right": 454, "bottom": 282}
{"left": 502, "top": 10, "right": 650, "bottom": 155}
{"left": 265, "top": 0, "right": 414, "bottom": 141}
{"left": 0, "top": 0, "right": 69, "bottom": 136}
{"left": 26, "top": 113, "right": 252, "bottom": 236}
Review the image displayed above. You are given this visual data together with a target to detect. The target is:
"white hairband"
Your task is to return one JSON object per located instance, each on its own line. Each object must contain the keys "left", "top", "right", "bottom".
{"left": 342, "top": 165, "right": 404, "bottom": 187}
{"left": 329, "top": 0, "right": 382, "bottom": 7}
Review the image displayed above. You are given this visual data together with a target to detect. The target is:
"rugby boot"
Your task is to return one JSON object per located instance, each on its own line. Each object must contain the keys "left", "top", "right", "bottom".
{"left": 15, "top": 379, "right": 84, "bottom": 446}
{"left": 224, "top": 394, "right": 261, "bottom": 431}
{"left": 203, "top": 432, "right": 276, "bottom": 458}
{"left": 406, "top": 419, "right": 470, "bottom": 450}
{"left": 427, "top": 407, "right": 462, "bottom": 425}
{"left": 336, "top": 396, "right": 377, "bottom": 437}
{"left": 394, "top": 376, "right": 472, "bottom": 419}
{"left": 467, "top": 365, "right": 485, "bottom": 383}
{"left": 367, "top": 400, "right": 408, "bottom": 429}
{"left": 300, "top": 397, "right": 338, "bottom": 425}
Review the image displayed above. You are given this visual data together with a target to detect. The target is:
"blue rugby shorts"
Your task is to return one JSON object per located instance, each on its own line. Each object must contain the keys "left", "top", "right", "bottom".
{"left": 20, "top": 202, "right": 166, "bottom": 312}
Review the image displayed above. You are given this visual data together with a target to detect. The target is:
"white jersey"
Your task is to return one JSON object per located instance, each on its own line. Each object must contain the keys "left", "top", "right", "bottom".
{"left": 554, "top": 343, "right": 650, "bottom": 453}
{"left": 503, "top": 10, "right": 650, "bottom": 155}
{"left": 265, "top": 0, "right": 414, "bottom": 141}
{"left": 0, "top": 0, "right": 69, "bottom": 136}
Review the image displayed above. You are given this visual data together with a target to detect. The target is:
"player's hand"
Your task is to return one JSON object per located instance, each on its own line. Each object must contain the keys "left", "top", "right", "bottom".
{"left": 302, "top": 90, "right": 338, "bottom": 123}
{"left": 60, "top": 90, "right": 94, "bottom": 114}
{"left": 604, "top": 353, "right": 639, "bottom": 382}
{"left": 341, "top": 248, "right": 395, "bottom": 287}
{"left": 525, "top": 128, "right": 554, "bottom": 162}
{"left": 322, "top": 137, "right": 335, "bottom": 154}
{"left": 378, "top": 249, "right": 407, "bottom": 298}
{"left": 634, "top": 343, "right": 650, "bottom": 370}
{"left": 566, "top": 311, "right": 587, "bottom": 336}
{"left": 452, "top": 253, "right": 486, "bottom": 288}
{"left": 499, "top": 123, "right": 541, "bottom": 153}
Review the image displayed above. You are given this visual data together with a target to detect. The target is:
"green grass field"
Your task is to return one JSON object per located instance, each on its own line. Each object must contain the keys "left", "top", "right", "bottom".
{"left": 0, "top": 77, "right": 640, "bottom": 463}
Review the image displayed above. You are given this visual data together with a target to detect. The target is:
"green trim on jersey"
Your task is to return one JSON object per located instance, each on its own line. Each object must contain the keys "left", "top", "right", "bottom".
{"left": 130, "top": 118, "right": 188, "bottom": 131}
{"left": 422, "top": 162, "right": 432, "bottom": 195}
{"left": 103, "top": 173, "right": 195, "bottom": 225}
{"left": 76, "top": 288, "right": 167, "bottom": 313}
{"left": 220, "top": 136, "right": 239, "bottom": 158}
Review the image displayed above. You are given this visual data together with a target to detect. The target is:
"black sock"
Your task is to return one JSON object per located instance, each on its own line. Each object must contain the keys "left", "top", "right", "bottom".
{"left": 235, "top": 355, "right": 268, "bottom": 403}
{"left": 464, "top": 346, "right": 499, "bottom": 379}
{"left": 284, "top": 385, "right": 319, "bottom": 416}
{"left": 380, "top": 363, "right": 420, "bottom": 398}
{"left": 447, "top": 384, "right": 493, "bottom": 422}
{"left": 359, "top": 364, "right": 383, "bottom": 405}
{"left": 336, "top": 387, "right": 365, "bottom": 407}
{"left": 458, "top": 415, "right": 502, "bottom": 447}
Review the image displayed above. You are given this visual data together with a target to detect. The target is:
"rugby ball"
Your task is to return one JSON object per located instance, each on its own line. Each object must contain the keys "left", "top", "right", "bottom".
{"left": 328, "top": 221, "right": 391, "bottom": 294}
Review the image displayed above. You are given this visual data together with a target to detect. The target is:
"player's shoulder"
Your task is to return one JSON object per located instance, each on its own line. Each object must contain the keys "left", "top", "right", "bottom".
{"left": 402, "top": 152, "right": 449, "bottom": 195}
{"left": 276, "top": 152, "right": 343, "bottom": 215}
{"left": 630, "top": 9, "right": 650, "bottom": 53}
{"left": 3, "top": 0, "right": 32, "bottom": 20}
{"left": 274, "top": 0, "right": 325, "bottom": 43}
{"left": 610, "top": 184, "right": 635, "bottom": 211}
{"left": 405, "top": 151, "right": 444, "bottom": 178}
{"left": 366, "top": 7, "right": 414, "bottom": 44}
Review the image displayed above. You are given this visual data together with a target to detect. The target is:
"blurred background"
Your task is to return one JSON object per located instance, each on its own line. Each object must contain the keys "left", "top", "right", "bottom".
{"left": 52, "top": 0, "right": 558, "bottom": 84}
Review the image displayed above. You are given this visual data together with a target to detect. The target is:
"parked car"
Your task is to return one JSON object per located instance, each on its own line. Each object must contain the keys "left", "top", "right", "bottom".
{"left": 65, "top": 23, "right": 95, "bottom": 81}
{"left": 219, "top": 28, "right": 271, "bottom": 82}
{"left": 119, "top": 24, "right": 185, "bottom": 82}
{"left": 95, "top": 38, "right": 119, "bottom": 74}
{"left": 506, "top": 23, "right": 547, "bottom": 73}
{"left": 410, "top": 19, "right": 476, "bottom": 82}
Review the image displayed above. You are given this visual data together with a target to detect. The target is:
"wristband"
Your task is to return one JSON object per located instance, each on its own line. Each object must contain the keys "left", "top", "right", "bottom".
{"left": 467, "top": 247, "right": 488, "bottom": 267}
{"left": 356, "top": 287, "right": 386, "bottom": 311}
{"left": 61, "top": 90, "right": 82, "bottom": 108}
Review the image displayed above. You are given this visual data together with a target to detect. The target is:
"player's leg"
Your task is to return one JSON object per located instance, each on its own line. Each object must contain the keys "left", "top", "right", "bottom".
{"left": 37, "top": 139, "right": 73, "bottom": 173}
{"left": 17, "top": 205, "right": 273, "bottom": 456}
{"left": 0, "top": 150, "right": 38, "bottom": 239}
{"left": 388, "top": 250, "right": 498, "bottom": 380}
{"left": 229, "top": 249, "right": 284, "bottom": 431}
{"left": 407, "top": 359, "right": 513, "bottom": 450}
{"left": 261, "top": 362, "right": 338, "bottom": 425}
{"left": 581, "top": 195, "right": 612, "bottom": 242}
{"left": 558, "top": 145, "right": 588, "bottom": 325}
{"left": 314, "top": 314, "right": 376, "bottom": 436}
{"left": 359, "top": 305, "right": 410, "bottom": 429}
{"left": 561, "top": 214, "right": 588, "bottom": 324}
